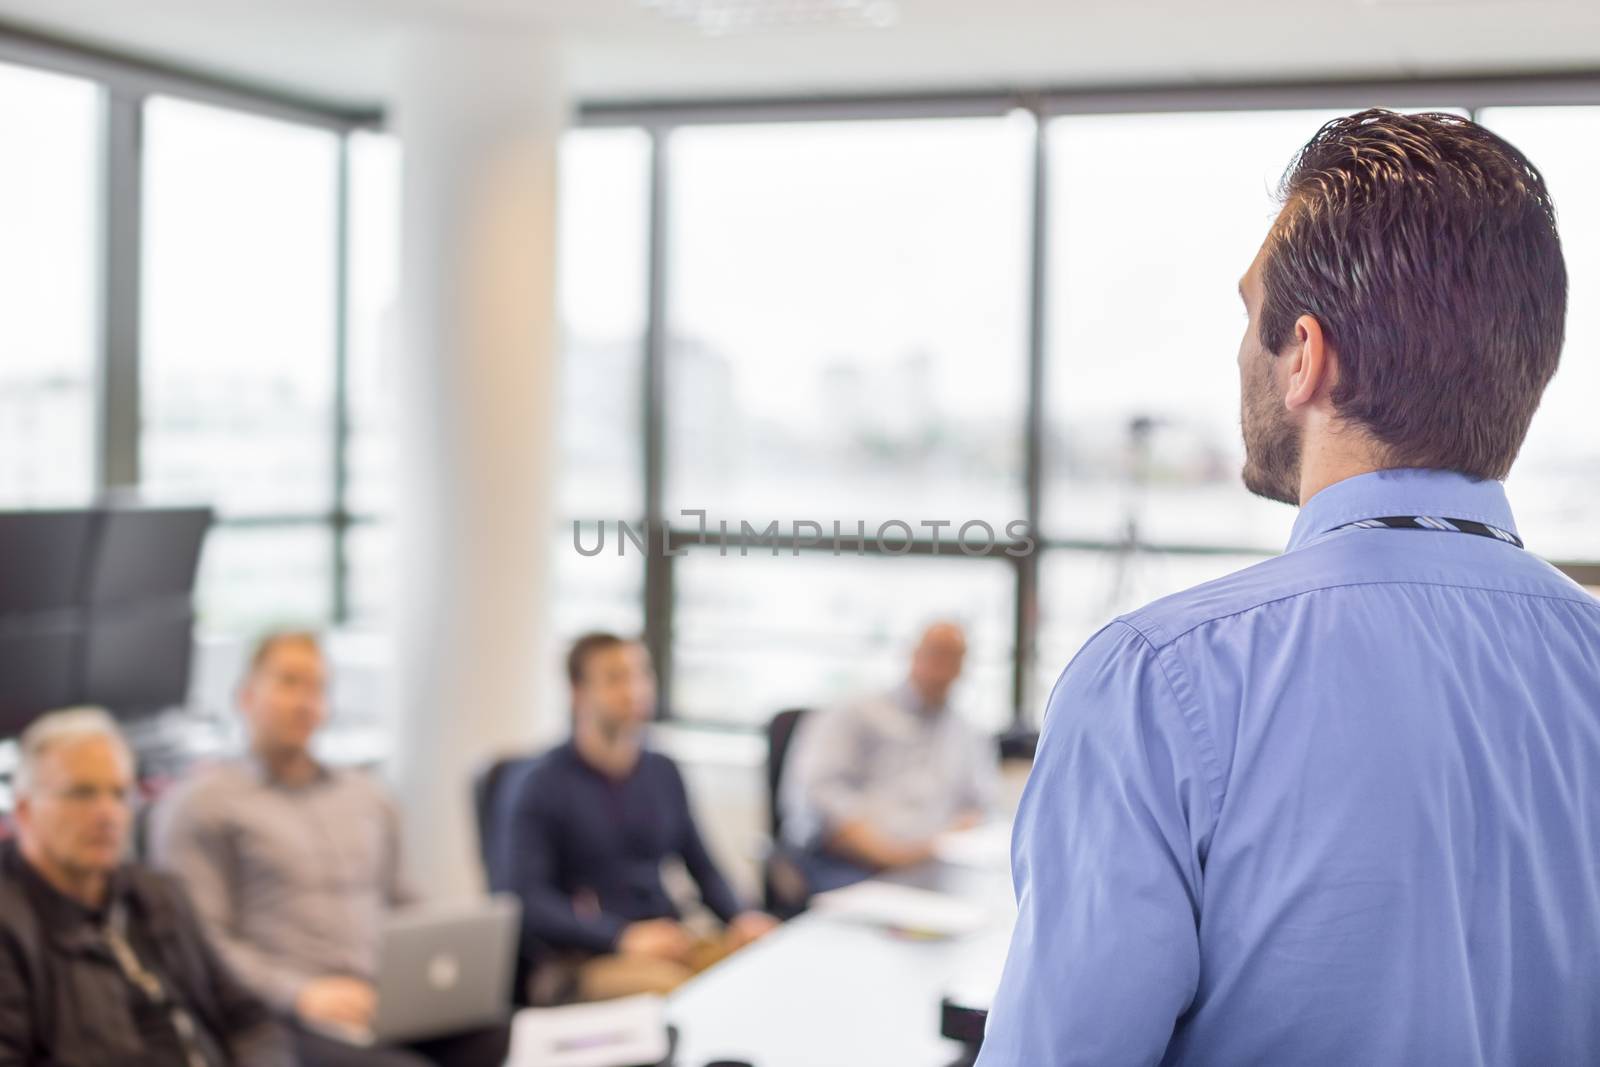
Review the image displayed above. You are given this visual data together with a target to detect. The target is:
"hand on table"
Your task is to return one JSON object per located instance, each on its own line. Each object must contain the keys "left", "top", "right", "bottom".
{"left": 885, "top": 837, "right": 939, "bottom": 870}
{"left": 618, "top": 918, "right": 695, "bottom": 964}
{"left": 947, "top": 811, "right": 984, "bottom": 833}
{"left": 726, "top": 910, "right": 781, "bottom": 950}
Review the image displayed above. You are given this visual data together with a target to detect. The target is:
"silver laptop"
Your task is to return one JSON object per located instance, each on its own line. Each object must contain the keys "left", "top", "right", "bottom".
{"left": 354, "top": 895, "right": 520, "bottom": 1046}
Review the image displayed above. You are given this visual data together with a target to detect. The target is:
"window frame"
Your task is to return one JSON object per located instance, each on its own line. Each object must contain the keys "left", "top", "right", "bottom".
{"left": 0, "top": 29, "right": 377, "bottom": 633}
{"left": 4, "top": 21, "right": 1595, "bottom": 726}
{"left": 585, "top": 84, "right": 1600, "bottom": 729}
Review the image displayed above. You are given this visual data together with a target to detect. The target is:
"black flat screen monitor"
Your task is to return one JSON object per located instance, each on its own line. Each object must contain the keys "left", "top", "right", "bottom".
{"left": 0, "top": 507, "right": 211, "bottom": 738}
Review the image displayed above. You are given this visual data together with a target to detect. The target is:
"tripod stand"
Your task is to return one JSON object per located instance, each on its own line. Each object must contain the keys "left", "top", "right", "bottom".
{"left": 1100, "top": 414, "right": 1166, "bottom": 620}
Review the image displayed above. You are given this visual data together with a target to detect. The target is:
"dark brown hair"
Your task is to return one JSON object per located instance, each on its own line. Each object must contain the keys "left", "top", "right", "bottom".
{"left": 1259, "top": 109, "right": 1567, "bottom": 479}
{"left": 566, "top": 631, "right": 627, "bottom": 687}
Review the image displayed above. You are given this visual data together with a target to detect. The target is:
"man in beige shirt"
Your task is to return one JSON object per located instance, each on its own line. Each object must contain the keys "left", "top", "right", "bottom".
{"left": 151, "top": 632, "right": 508, "bottom": 1067}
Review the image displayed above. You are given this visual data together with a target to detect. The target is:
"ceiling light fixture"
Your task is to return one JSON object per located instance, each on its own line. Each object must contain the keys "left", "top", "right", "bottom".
{"left": 636, "top": 0, "right": 902, "bottom": 36}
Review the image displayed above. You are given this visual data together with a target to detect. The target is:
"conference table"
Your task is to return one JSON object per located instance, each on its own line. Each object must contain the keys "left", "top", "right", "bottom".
{"left": 668, "top": 858, "right": 1018, "bottom": 1067}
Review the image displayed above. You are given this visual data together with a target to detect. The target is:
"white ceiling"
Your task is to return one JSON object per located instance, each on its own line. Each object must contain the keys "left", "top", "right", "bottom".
{"left": 0, "top": 0, "right": 1597, "bottom": 112}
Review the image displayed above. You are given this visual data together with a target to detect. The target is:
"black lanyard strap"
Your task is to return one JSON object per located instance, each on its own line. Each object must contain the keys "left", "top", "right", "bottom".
{"left": 105, "top": 903, "right": 212, "bottom": 1067}
{"left": 1337, "top": 515, "right": 1524, "bottom": 549}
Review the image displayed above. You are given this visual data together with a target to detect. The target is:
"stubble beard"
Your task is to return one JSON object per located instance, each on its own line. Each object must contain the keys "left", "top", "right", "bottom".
{"left": 1240, "top": 359, "right": 1303, "bottom": 507}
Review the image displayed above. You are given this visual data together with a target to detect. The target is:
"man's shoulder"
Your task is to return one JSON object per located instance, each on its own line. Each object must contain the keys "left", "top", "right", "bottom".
{"left": 0, "top": 846, "right": 34, "bottom": 933}
{"left": 1115, "top": 529, "right": 1598, "bottom": 653}
{"left": 504, "top": 745, "right": 576, "bottom": 804}
{"left": 158, "top": 758, "right": 255, "bottom": 818}
{"left": 637, "top": 747, "right": 685, "bottom": 781}
{"left": 122, "top": 861, "right": 191, "bottom": 910}
{"left": 1111, "top": 535, "right": 1394, "bottom": 651}
{"left": 829, "top": 689, "right": 902, "bottom": 725}
{"left": 0, "top": 858, "right": 44, "bottom": 967}
{"left": 326, "top": 764, "right": 397, "bottom": 805}
{"left": 120, "top": 863, "right": 220, "bottom": 943}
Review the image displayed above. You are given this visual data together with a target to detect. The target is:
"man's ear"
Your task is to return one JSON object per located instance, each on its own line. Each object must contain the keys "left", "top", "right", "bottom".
{"left": 1283, "top": 313, "right": 1332, "bottom": 412}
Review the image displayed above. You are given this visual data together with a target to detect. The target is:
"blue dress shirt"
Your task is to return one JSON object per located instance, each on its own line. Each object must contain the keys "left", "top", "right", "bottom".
{"left": 978, "top": 469, "right": 1600, "bottom": 1067}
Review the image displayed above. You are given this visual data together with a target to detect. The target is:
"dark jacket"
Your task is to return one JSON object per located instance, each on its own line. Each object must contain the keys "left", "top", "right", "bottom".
{"left": 0, "top": 840, "right": 292, "bottom": 1067}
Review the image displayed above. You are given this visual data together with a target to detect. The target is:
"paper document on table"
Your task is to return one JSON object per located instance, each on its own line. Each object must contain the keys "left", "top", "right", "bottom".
{"left": 507, "top": 993, "right": 670, "bottom": 1067}
{"left": 810, "top": 880, "right": 992, "bottom": 938}
{"left": 933, "top": 822, "right": 1013, "bottom": 869}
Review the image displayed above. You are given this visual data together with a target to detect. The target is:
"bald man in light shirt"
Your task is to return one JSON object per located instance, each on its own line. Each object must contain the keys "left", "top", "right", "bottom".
{"left": 781, "top": 622, "right": 999, "bottom": 893}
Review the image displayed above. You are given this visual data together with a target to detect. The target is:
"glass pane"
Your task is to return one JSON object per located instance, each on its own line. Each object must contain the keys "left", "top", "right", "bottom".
{"left": 350, "top": 523, "right": 645, "bottom": 641}
{"left": 559, "top": 128, "right": 649, "bottom": 522}
{"left": 141, "top": 96, "right": 339, "bottom": 517}
{"left": 1043, "top": 110, "right": 1348, "bottom": 552}
{"left": 347, "top": 131, "right": 402, "bottom": 517}
{"left": 345, "top": 521, "right": 395, "bottom": 626}
{"left": 1479, "top": 107, "right": 1600, "bottom": 563}
{"left": 1033, "top": 547, "right": 1265, "bottom": 723}
{"left": 553, "top": 522, "right": 646, "bottom": 641}
{"left": 673, "top": 550, "right": 1016, "bottom": 731}
{"left": 0, "top": 63, "right": 98, "bottom": 507}
{"left": 665, "top": 116, "right": 1032, "bottom": 528}
{"left": 195, "top": 524, "right": 334, "bottom": 631}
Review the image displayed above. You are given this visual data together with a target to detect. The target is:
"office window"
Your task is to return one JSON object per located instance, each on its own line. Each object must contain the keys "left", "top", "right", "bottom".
{"left": 1042, "top": 110, "right": 1349, "bottom": 552}
{"left": 1479, "top": 108, "right": 1600, "bottom": 563}
{"left": 0, "top": 63, "right": 99, "bottom": 507}
{"left": 552, "top": 129, "right": 652, "bottom": 650}
{"left": 664, "top": 117, "right": 1032, "bottom": 528}
{"left": 342, "top": 131, "right": 402, "bottom": 626}
{"left": 558, "top": 128, "right": 650, "bottom": 522}
{"left": 141, "top": 96, "right": 340, "bottom": 517}
{"left": 673, "top": 550, "right": 1016, "bottom": 730}
{"left": 346, "top": 131, "right": 402, "bottom": 520}
{"left": 194, "top": 525, "right": 334, "bottom": 630}
{"left": 553, "top": 533, "right": 646, "bottom": 643}
{"left": 345, "top": 521, "right": 393, "bottom": 626}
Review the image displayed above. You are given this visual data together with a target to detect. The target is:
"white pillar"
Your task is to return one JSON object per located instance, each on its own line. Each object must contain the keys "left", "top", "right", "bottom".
{"left": 389, "top": 31, "right": 566, "bottom": 900}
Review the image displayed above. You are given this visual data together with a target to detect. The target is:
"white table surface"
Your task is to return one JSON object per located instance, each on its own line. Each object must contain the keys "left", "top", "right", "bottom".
{"left": 668, "top": 862, "right": 1016, "bottom": 1067}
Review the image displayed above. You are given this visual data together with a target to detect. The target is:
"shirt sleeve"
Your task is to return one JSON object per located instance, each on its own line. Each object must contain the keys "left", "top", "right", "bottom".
{"left": 497, "top": 771, "right": 629, "bottom": 956}
{"left": 147, "top": 788, "right": 316, "bottom": 1014}
{"left": 667, "top": 760, "right": 746, "bottom": 923}
{"left": 783, "top": 705, "right": 871, "bottom": 848}
{"left": 975, "top": 621, "right": 1218, "bottom": 1067}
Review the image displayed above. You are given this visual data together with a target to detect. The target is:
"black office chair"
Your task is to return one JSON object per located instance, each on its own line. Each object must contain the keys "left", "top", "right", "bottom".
{"left": 472, "top": 754, "right": 534, "bottom": 890}
{"left": 765, "top": 707, "right": 810, "bottom": 839}
{"left": 997, "top": 726, "right": 1039, "bottom": 762}
{"left": 763, "top": 707, "right": 811, "bottom": 917}
{"left": 472, "top": 753, "right": 565, "bottom": 1007}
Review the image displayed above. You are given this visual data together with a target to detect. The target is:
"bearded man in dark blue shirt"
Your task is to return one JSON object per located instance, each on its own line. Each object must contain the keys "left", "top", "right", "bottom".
{"left": 493, "top": 633, "right": 778, "bottom": 1003}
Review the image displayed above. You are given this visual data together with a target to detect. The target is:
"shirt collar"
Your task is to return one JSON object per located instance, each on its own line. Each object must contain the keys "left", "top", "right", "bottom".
{"left": 893, "top": 681, "right": 946, "bottom": 721}
{"left": 246, "top": 751, "right": 330, "bottom": 788}
{"left": 1287, "top": 467, "right": 1519, "bottom": 552}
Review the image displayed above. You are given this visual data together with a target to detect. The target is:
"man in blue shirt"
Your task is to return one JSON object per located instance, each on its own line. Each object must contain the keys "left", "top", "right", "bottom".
{"left": 978, "top": 109, "right": 1600, "bottom": 1066}
{"left": 492, "top": 633, "right": 778, "bottom": 1003}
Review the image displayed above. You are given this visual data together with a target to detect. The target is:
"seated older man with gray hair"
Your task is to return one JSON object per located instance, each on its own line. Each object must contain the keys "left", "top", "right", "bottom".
{"left": 0, "top": 707, "right": 291, "bottom": 1067}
